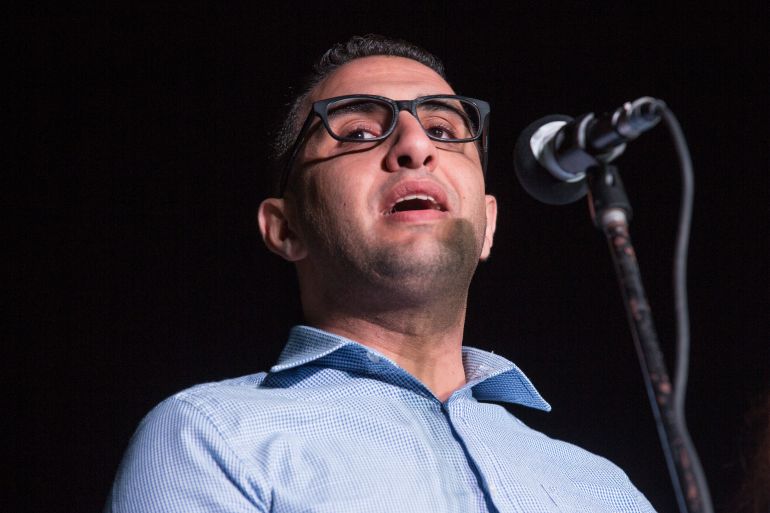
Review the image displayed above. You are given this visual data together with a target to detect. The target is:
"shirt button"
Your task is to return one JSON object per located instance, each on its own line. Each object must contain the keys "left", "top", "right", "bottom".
{"left": 367, "top": 352, "right": 381, "bottom": 363}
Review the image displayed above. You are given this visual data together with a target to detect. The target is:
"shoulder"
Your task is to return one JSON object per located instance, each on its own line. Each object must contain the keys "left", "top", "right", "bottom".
{"left": 140, "top": 372, "right": 297, "bottom": 438}
{"left": 106, "top": 373, "right": 282, "bottom": 513}
{"left": 135, "top": 369, "right": 358, "bottom": 454}
{"left": 121, "top": 372, "right": 283, "bottom": 467}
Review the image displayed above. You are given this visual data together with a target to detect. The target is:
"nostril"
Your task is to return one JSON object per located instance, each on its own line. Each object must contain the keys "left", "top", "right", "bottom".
{"left": 397, "top": 155, "right": 412, "bottom": 167}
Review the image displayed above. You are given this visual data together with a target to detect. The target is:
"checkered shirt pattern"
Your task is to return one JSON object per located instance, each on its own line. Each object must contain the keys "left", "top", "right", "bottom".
{"left": 105, "top": 325, "right": 657, "bottom": 513}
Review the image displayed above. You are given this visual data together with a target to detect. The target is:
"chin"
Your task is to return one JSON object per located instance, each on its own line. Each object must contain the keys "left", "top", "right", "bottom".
{"left": 369, "top": 242, "right": 478, "bottom": 289}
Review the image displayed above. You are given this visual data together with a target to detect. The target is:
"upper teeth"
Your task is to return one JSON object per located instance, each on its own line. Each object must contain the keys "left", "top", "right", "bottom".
{"left": 384, "top": 194, "right": 443, "bottom": 215}
{"left": 394, "top": 194, "right": 437, "bottom": 205}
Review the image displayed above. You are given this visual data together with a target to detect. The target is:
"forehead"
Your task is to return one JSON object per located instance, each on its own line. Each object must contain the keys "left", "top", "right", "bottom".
{"left": 310, "top": 56, "right": 455, "bottom": 103}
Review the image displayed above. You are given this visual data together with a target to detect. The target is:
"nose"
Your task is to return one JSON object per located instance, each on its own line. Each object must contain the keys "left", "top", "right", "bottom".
{"left": 384, "top": 111, "right": 438, "bottom": 173}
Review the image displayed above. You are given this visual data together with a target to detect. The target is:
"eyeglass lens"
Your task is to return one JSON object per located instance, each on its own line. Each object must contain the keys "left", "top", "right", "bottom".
{"left": 325, "top": 97, "right": 480, "bottom": 145}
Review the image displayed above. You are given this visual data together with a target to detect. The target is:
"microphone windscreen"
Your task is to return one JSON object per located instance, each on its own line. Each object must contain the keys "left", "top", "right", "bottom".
{"left": 513, "top": 114, "right": 589, "bottom": 205}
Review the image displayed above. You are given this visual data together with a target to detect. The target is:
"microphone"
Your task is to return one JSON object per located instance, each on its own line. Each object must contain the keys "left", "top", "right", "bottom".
{"left": 514, "top": 97, "right": 664, "bottom": 205}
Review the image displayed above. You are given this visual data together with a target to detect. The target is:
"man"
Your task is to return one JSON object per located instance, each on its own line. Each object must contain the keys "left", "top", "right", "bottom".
{"left": 105, "top": 35, "right": 657, "bottom": 512}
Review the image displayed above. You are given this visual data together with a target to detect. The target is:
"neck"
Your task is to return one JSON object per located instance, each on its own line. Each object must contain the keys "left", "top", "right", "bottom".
{"left": 304, "top": 294, "right": 469, "bottom": 402}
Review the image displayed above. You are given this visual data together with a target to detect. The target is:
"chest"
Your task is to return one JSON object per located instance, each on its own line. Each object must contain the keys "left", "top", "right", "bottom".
{"left": 231, "top": 397, "right": 640, "bottom": 513}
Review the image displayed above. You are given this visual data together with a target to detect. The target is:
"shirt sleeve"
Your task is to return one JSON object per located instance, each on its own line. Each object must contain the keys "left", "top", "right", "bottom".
{"left": 104, "top": 395, "right": 269, "bottom": 513}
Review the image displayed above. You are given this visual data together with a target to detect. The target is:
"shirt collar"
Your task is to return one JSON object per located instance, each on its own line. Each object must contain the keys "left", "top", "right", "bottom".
{"left": 271, "top": 325, "right": 551, "bottom": 411}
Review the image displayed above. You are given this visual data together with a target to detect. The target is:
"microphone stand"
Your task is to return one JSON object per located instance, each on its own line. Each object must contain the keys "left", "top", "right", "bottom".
{"left": 586, "top": 164, "right": 708, "bottom": 513}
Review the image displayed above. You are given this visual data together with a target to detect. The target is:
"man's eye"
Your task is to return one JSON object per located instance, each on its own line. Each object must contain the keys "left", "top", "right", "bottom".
{"left": 338, "top": 121, "right": 382, "bottom": 140}
{"left": 425, "top": 123, "right": 457, "bottom": 140}
{"left": 346, "top": 129, "right": 378, "bottom": 140}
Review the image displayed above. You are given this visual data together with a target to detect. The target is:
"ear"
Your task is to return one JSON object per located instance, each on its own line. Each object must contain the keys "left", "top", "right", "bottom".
{"left": 480, "top": 194, "right": 498, "bottom": 261}
{"left": 258, "top": 198, "right": 307, "bottom": 262}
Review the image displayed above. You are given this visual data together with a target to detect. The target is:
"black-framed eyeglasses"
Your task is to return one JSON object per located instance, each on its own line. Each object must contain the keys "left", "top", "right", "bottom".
{"left": 279, "top": 94, "right": 490, "bottom": 195}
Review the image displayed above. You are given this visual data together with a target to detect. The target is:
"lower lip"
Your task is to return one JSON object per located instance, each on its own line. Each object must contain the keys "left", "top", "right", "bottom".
{"left": 383, "top": 209, "right": 448, "bottom": 222}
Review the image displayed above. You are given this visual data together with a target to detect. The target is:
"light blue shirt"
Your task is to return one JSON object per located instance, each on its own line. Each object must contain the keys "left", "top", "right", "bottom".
{"left": 106, "top": 325, "right": 657, "bottom": 513}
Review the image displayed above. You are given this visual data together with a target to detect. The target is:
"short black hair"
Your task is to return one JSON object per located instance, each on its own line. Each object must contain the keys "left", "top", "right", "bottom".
{"left": 270, "top": 34, "right": 447, "bottom": 195}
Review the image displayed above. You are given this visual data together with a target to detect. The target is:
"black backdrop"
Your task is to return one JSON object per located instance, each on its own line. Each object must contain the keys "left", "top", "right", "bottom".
{"left": 20, "top": 4, "right": 768, "bottom": 513}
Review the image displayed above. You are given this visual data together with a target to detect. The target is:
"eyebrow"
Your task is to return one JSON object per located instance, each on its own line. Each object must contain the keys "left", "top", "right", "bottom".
{"left": 419, "top": 100, "right": 464, "bottom": 114}
{"left": 418, "top": 101, "right": 474, "bottom": 127}
{"left": 327, "top": 101, "right": 383, "bottom": 119}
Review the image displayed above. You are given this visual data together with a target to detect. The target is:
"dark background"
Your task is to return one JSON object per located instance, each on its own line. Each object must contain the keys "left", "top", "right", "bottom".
{"left": 19, "top": 3, "right": 768, "bottom": 512}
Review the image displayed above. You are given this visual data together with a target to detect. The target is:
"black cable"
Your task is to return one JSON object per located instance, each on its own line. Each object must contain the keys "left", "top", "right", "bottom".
{"left": 658, "top": 104, "right": 714, "bottom": 513}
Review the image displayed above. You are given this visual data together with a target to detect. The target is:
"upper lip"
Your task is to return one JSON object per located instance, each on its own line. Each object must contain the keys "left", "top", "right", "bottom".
{"left": 380, "top": 180, "right": 450, "bottom": 215}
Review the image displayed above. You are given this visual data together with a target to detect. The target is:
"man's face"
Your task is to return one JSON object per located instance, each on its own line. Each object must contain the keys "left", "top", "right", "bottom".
{"left": 279, "top": 56, "right": 496, "bottom": 301}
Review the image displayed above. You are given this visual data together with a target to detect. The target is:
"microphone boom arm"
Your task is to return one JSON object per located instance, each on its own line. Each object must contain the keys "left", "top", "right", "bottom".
{"left": 588, "top": 164, "right": 713, "bottom": 513}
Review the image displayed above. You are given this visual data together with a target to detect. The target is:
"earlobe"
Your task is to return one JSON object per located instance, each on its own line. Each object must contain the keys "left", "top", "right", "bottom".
{"left": 480, "top": 194, "right": 498, "bottom": 261}
{"left": 258, "top": 198, "right": 307, "bottom": 262}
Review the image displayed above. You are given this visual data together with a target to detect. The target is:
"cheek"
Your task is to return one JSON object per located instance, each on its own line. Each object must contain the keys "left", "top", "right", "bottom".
{"left": 461, "top": 183, "right": 491, "bottom": 246}
{"left": 449, "top": 171, "right": 487, "bottom": 217}
{"left": 303, "top": 169, "right": 371, "bottom": 234}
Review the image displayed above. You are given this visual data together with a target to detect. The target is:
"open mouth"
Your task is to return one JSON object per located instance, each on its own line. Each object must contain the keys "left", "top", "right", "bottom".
{"left": 384, "top": 194, "right": 446, "bottom": 216}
